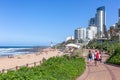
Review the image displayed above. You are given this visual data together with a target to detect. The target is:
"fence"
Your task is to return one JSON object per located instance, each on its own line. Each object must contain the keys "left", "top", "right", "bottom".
{"left": 0, "top": 57, "right": 46, "bottom": 73}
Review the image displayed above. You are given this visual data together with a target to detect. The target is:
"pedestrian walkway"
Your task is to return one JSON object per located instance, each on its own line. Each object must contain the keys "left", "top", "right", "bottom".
{"left": 76, "top": 54, "right": 120, "bottom": 80}
{"left": 105, "top": 64, "right": 120, "bottom": 80}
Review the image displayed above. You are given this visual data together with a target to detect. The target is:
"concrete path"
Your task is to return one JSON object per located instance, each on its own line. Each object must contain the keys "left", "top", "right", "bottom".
{"left": 76, "top": 54, "right": 120, "bottom": 80}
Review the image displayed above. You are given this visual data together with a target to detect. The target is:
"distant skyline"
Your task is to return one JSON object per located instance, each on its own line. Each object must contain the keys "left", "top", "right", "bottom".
{"left": 0, "top": 0, "right": 120, "bottom": 46}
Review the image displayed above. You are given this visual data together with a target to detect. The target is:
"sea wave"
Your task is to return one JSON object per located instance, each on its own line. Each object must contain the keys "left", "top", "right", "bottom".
{"left": 0, "top": 46, "right": 48, "bottom": 56}
{"left": 0, "top": 48, "right": 33, "bottom": 56}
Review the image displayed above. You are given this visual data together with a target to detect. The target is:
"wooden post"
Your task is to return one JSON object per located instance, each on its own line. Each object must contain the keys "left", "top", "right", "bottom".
{"left": 40, "top": 61, "right": 41, "bottom": 64}
{"left": 26, "top": 64, "right": 29, "bottom": 67}
{"left": 16, "top": 66, "right": 19, "bottom": 70}
{"left": 42, "top": 57, "right": 46, "bottom": 62}
{"left": 34, "top": 62, "right": 36, "bottom": 66}
{"left": 2, "top": 69, "right": 5, "bottom": 73}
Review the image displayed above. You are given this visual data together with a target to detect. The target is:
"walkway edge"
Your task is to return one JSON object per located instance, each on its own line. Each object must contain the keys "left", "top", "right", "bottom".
{"left": 76, "top": 65, "right": 89, "bottom": 80}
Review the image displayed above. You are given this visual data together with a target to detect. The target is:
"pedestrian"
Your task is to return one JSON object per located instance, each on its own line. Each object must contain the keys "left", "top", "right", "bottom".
{"left": 94, "top": 50, "right": 100, "bottom": 66}
{"left": 87, "top": 50, "right": 92, "bottom": 66}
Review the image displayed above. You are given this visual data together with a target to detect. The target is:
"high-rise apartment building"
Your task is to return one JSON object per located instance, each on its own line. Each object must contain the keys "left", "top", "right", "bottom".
{"left": 89, "top": 17, "right": 96, "bottom": 26}
{"left": 74, "top": 28, "right": 86, "bottom": 41}
{"left": 118, "top": 8, "right": 120, "bottom": 24}
{"left": 96, "top": 6, "right": 106, "bottom": 38}
{"left": 86, "top": 26, "right": 97, "bottom": 40}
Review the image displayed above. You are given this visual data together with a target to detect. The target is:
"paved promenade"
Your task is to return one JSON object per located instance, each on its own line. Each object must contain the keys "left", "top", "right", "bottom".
{"left": 77, "top": 54, "right": 120, "bottom": 80}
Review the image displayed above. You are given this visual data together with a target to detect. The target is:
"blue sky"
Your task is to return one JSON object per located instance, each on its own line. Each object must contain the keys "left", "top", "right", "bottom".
{"left": 0, "top": 0, "right": 120, "bottom": 46}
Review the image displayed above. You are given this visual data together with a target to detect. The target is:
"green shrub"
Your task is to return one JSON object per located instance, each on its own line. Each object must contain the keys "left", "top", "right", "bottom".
{"left": 0, "top": 55, "right": 86, "bottom": 80}
{"left": 107, "top": 46, "right": 120, "bottom": 65}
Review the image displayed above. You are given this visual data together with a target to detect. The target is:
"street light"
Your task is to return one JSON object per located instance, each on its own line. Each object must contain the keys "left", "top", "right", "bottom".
{"left": 119, "top": 31, "right": 120, "bottom": 43}
{"left": 101, "top": 39, "right": 102, "bottom": 51}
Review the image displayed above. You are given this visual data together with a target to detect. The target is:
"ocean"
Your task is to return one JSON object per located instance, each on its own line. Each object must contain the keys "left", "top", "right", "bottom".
{"left": 0, "top": 46, "right": 48, "bottom": 57}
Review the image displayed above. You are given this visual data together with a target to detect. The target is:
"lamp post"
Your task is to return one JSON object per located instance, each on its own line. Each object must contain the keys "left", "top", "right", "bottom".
{"left": 119, "top": 31, "right": 120, "bottom": 43}
{"left": 110, "top": 39, "right": 114, "bottom": 54}
{"left": 101, "top": 39, "right": 102, "bottom": 51}
{"left": 83, "top": 38, "right": 87, "bottom": 57}
{"left": 98, "top": 38, "right": 103, "bottom": 52}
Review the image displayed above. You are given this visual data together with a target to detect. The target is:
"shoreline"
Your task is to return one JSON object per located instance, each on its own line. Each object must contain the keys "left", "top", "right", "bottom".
{"left": 0, "top": 47, "right": 49, "bottom": 58}
{"left": 0, "top": 48, "right": 63, "bottom": 72}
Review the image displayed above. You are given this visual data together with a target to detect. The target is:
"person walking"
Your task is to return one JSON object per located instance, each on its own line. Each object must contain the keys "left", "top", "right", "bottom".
{"left": 94, "top": 50, "right": 100, "bottom": 66}
{"left": 87, "top": 50, "right": 92, "bottom": 66}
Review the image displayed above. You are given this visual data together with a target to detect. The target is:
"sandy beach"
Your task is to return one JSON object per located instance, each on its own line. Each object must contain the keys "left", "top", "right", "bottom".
{"left": 0, "top": 48, "right": 63, "bottom": 72}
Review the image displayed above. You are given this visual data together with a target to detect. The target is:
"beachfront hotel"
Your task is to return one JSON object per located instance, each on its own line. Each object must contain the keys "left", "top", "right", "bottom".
{"left": 86, "top": 6, "right": 106, "bottom": 40}
{"left": 87, "top": 17, "right": 97, "bottom": 40}
{"left": 96, "top": 6, "right": 106, "bottom": 38}
{"left": 88, "top": 17, "right": 96, "bottom": 26}
{"left": 74, "top": 6, "right": 106, "bottom": 42}
{"left": 118, "top": 8, "right": 120, "bottom": 24}
{"left": 86, "top": 26, "right": 97, "bottom": 40}
{"left": 88, "top": 6, "right": 106, "bottom": 38}
{"left": 74, "top": 28, "right": 86, "bottom": 42}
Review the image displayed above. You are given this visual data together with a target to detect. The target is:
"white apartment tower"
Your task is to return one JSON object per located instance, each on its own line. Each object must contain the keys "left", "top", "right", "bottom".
{"left": 96, "top": 6, "right": 106, "bottom": 38}
{"left": 74, "top": 28, "right": 86, "bottom": 41}
{"left": 118, "top": 8, "right": 120, "bottom": 24}
{"left": 86, "top": 26, "right": 97, "bottom": 40}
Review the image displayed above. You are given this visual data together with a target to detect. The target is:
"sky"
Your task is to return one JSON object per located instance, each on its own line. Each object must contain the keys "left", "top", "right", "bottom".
{"left": 0, "top": 0, "right": 120, "bottom": 46}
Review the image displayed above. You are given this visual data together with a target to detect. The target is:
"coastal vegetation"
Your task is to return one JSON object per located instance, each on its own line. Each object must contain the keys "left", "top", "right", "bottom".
{"left": 87, "top": 38, "right": 120, "bottom": 65}
{"left": 87, "top": 39, "right": 119, "bottom": 55}
{"left": 0, "top": 55, "right": 86, "bottom": 80}
{"left": 107, "top": 45, "right": 120, "bottom": 65}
